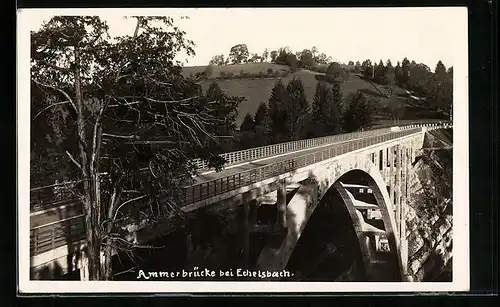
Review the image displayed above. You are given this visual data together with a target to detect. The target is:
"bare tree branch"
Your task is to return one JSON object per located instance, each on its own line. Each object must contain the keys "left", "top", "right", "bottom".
{"left": 32, "top": 100, "right": 70, "bottom": 120}
{"left": 108, "top": 101, "right": 141, "bottom": 108}
{"left": 32, "top": 79, "right": 78, "bottom": 112}
{"left": 65, "top": 150, "right": 82, "bottom": 171}
{"left": 102, "top": 133, "right": 139, "bottom": 139}
{"left": 113, "top": 194, "right": 147, "bottom": 221}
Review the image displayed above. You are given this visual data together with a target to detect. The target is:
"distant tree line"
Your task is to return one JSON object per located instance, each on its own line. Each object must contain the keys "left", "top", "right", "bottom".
{"left": 209, "top": 44, "right": 333, "bottom": 72}
{"left": 357, "top": 58, "right": 453, "bottom": 116}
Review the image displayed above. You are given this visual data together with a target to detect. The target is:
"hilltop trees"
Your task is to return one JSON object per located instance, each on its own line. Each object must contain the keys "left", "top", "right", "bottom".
{"left": 397, "top": 57, "right": 411, "bottom": 87}
{"left": 434, "top": 60, "right": 447, "bottom": 76}
{"left": 247, "top": 53, "right": 263, "bottom": 63}
{"left": 275, "top": 47, "right": 292, "bottom": 65}
{"left": 374, "top": 60, "right": 386, "bottom": 84}
{"left": 262, "top": 49, "right": 269, "bottom": 63}
{"left": 325, "top": 62, "right": 347, "bottom": 84}
{"left": 286, "top": 53, "right": 299, "bottom": 72}
{"left": 270, "top": 50, "right": 278, "bottom": 63}
{"left": 228, "top": 44, "right": 250, "bottom": 64}
{"left": 31, "top": 16, "right": 235, "bottom": 280}
{"left": 362, "top": 59, "right": 373, "bottom": 79}
{"left": 298, "top": 49, "right": 315, "bottom": 69}
{"left": 209, "top": 54, "right": 227, "bottom": 66}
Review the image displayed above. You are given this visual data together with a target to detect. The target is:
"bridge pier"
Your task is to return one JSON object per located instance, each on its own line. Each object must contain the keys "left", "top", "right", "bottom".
{"left": 276, "top": 179, "right": 287, "bottom": 229}
{"left": 80, "top": 257, "right": 89, "bottom": 281}
{"left": 395, "top": 145, "right": 402, "bottom": 232}
{"left": 242, "top": 201, "right": 250, "bottom": 268}
{"left": 399, "top": 145, "right": 410, "bottom": 279}
{"left": 389, "top": 146, "right": 395, "bottom": 212}
{"left": 185, "top": 230, "right": 193, "bottom": 268}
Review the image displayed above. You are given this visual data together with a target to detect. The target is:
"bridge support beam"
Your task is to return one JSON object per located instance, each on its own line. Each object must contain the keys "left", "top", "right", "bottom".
{"left": 395, "top": 145, "right": 402, "bottom": 232}
{"left": 276, "top": 179, "right": 287, "bottom": 229}
{"left": 400, "top": 146, "right": 410, "bottom": 280}
{"left": 242, "top": 201, "right": 250, "bottom": 268}
{"left": 185, "top": 230, "right": 193, "bottom": 268}
{"left": 389, "top": 146, "right": 395, "bottom": 214}
{"left": 255, "top": 182, "right": 317, "bottom": 275}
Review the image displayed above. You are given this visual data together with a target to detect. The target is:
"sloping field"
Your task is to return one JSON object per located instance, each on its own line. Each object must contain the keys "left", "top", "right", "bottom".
{"left": 181, "top": 64, "right": 419, "bottom": 126}
{"left": 196, "top": 69, "right": 321, "bottom": 126}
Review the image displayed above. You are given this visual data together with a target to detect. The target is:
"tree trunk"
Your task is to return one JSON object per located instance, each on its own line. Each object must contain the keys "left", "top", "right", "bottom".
{"left": 74, "top": 46, "right": 101, "bottom": 280}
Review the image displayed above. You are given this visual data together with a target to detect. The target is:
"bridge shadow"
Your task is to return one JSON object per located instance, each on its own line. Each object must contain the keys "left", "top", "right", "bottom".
{"left": 30, "top": 183, "right": 83, "bottom": 280}
{"left": 284, "top": 171, "right": 367, "bottom": 281}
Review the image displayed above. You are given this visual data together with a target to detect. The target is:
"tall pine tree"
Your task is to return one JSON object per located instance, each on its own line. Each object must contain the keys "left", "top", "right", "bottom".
{"left": 240, "top": 113, "right": 256, "bottom": 132}
{"left": 205, "top": 81, "right": 244, "bottom": 137}
{"left": 285, "top": 78, "right": 309, "bottom": 140}
{"left": 311, "top": 82, "right": 331, "bottom": 137}
{"left": 268, "top": 80, "right": 289, "bottom": 141}
{"left": 342, "top": 91, "right": 376, "bottom": 132}
{"left": 254, "top": 101, "right": 269, "bottom": 128}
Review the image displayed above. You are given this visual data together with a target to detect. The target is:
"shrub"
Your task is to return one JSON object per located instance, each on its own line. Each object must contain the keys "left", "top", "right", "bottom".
{"left": 267, "top": 68, "right": 274, "bottom": 74}
{"left": 239, "top": 69, "right": 245, "bottom": 76}
{"left": 226, "top": 72, "right": 234, "bottom": 78}
{"left": 220, "top": 71, "right": 226, "bottom": 78}
{"left": 204, "top": 65, "right": 214, "bottom": 77}
{"left": 258, "top": 71, "right": 265, "bottom": 79}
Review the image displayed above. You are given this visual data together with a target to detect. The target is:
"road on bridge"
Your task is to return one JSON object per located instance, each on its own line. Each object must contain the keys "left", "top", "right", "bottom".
{"left": 194, "top": 128, "right": 391, "bottom": 183}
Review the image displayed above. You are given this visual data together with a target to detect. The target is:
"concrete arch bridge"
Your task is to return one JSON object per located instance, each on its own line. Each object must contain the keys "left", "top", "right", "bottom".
{"left": 29, "top": 122, "right": 452, "bottom": 281}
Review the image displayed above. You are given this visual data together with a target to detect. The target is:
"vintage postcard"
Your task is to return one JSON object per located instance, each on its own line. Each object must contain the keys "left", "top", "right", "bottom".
{"left": 17, "top": 7, "right": 469, "bottom": 294}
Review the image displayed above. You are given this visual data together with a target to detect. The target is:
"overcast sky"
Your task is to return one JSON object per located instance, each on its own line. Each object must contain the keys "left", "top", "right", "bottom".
{"left": 22, "top": 7, "right": 466, "bottom": 69}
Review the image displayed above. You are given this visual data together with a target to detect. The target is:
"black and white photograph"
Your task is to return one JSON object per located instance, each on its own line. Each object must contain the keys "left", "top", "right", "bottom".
{"left": 18, "top": 7, "right": 469, "bottom": 293}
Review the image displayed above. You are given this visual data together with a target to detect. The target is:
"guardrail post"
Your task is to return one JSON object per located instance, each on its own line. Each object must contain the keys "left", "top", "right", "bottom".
{"left": 34, "top": 230, "right": 38, "bottom": 255}
{"left": 51, "top": 224, "right": 55, "bottom": 251}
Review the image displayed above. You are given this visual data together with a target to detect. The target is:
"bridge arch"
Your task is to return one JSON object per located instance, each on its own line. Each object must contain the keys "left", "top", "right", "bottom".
{"left": 256, "top": 154, "right": 403, "bottom": 281}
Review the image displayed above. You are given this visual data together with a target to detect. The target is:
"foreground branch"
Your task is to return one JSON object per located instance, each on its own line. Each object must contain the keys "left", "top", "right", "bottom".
{"left": 32, "top": 101, "right": 70, "bottom": 120}
{"left": 31, "top": 79, "right": 78, "bottom": 113}
{"left": 102, "top": 133, "right": 140, "bottom": 139}
{"left": 65, "top": 150, "right": 82, "bottom": 171}
{"left": 113, "top": 195, "right": 148, "bottom": 221}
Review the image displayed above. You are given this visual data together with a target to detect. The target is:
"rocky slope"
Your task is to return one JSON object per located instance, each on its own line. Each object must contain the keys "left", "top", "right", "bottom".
{"left": 406, "top": 128, "right": 453, "bottom": 281}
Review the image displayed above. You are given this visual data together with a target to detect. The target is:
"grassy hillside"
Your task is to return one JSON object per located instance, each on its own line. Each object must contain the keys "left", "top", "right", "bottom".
{"left": 181, "top": 64, "right": 437, "bottom": 127}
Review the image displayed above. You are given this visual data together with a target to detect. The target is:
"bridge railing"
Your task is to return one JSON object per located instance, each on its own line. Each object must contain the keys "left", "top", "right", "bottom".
{"left": 28, "top": 122, "right": 450, "bottom": 212}
{"left": 30, "top": 182, "right": 81, "bottom": 212}
{"left": 190, "top": 121, "right": 451, "bottom": 172}
{"left": 182, "top": 127, "right": 425, "bottom": 205}
{"left": 30, "top": 214, "right": 86, "bottom": 256}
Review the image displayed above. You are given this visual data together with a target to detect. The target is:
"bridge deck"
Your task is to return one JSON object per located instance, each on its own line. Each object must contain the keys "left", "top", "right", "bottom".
{"left": 194, "top": 130, "right": 386, "bottom": 183}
